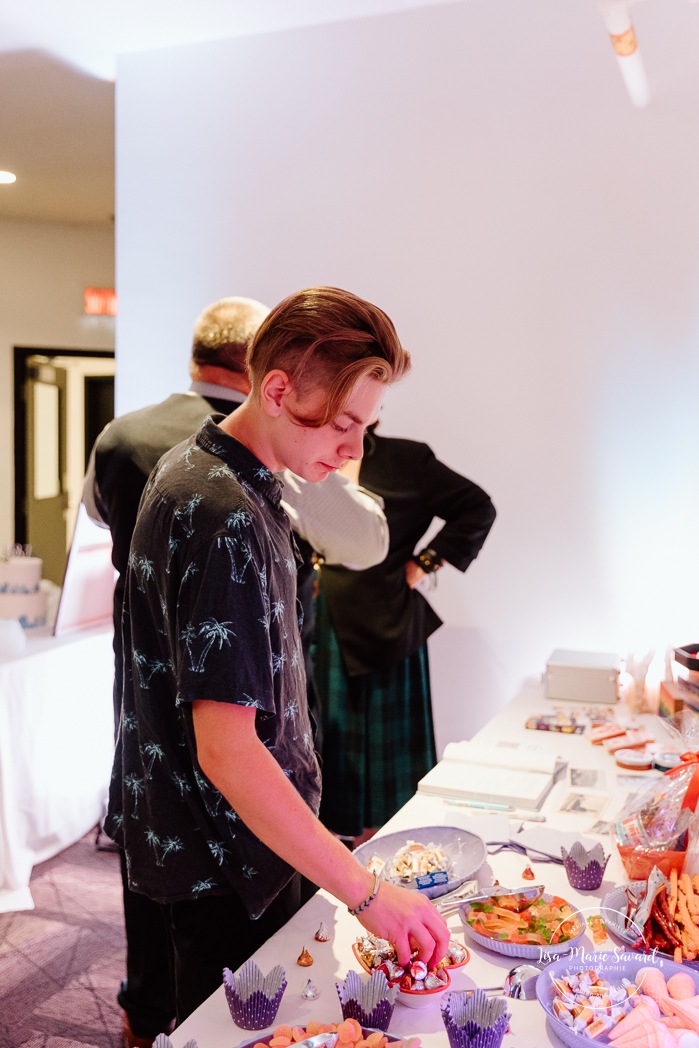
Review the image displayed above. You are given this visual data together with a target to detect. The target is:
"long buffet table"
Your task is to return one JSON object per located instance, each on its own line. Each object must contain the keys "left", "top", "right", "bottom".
{"left": 170, "top": 680, "right": 675, "bottom": 1048}
{"left": 0, "top": 623, "right": 115, "bottom": 911}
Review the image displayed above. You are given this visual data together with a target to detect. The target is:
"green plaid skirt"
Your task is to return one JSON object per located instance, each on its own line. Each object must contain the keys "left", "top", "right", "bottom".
{"left": 312, "top": 591, "right": 437, "bottom": 838}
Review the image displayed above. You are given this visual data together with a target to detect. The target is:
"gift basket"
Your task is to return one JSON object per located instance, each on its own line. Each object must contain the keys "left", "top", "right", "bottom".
{"left": 612, "top": 711, "right": 699, "bottom": 879}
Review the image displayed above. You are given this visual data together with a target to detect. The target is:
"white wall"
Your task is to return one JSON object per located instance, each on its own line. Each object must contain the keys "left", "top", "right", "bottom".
{"left": 115, "top": 0, "right": 699, "bottom": 748}
{"left": 0, "top": 217, "right": 115, "bottom": 553}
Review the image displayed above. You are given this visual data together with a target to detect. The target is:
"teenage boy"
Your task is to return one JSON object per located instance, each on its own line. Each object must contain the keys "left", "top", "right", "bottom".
{"left": 105, "top": 286, "right": 449, "bottom": 1025}
{"left": 85, "top": 295, "right": 390, "bottom": 1047}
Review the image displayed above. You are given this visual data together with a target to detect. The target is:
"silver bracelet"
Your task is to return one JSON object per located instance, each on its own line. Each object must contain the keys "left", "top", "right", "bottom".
{"left": 348, "top": 872, "right": 381, "bottom": 916}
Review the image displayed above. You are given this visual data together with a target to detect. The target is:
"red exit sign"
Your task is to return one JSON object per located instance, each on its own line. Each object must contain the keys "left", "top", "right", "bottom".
{"left": 84, "top": 286, "right": 117, "bottom": 316}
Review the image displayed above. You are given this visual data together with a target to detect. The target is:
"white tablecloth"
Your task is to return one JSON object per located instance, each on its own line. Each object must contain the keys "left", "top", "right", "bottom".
{"left": 0, "top": 624, "right": 115, "bottom": 911}
{"left": 168, "top": 681, "right": 670, "bottom": 1048}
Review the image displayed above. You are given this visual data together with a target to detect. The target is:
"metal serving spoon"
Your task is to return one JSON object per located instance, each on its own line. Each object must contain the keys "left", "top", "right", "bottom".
{"left": 478, "top": 962, "right": 545, "bottom": 1000}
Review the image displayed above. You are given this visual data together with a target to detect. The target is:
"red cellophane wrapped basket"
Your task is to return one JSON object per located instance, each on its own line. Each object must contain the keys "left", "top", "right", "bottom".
{"left": 613, "top": 753, "right": 699, "bottom": 879}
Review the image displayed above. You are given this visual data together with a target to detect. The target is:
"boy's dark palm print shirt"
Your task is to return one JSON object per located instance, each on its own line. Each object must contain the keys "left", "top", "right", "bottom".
{"left": 106, "top": 417, "right": 321, "bottom": 918}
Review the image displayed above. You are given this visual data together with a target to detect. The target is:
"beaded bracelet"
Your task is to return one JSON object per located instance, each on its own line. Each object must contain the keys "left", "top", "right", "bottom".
{"left": 414, "top": 547, "right": 442, "bottom": 574}
{"left": 348, "top": 872, "right": 381, "bottom": 916}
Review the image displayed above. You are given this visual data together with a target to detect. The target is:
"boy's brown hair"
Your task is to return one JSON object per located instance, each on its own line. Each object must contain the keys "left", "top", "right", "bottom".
{"left": 246, "top": 286, "right": 411, "bottom": 426}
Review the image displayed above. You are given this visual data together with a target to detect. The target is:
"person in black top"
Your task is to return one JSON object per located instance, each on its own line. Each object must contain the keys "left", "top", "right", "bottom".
{"left": 314, "top": 424, "right": 496, "bottom": 844}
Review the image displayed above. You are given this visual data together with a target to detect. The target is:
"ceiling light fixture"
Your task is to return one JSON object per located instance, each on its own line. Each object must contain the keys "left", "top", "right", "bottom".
{"left": 0, "top": 171, "right": 17, "bottom": 184}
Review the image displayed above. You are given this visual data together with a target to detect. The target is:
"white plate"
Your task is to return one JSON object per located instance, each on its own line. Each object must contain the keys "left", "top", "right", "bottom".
{"left": 536, "top": 950, "right": 699, "bottom": 1047}
{"left": 353, "top": 825, "right": 487, "bottom": 900}
{"left": 461, "top": 893, "right": 586, "bottom": 960}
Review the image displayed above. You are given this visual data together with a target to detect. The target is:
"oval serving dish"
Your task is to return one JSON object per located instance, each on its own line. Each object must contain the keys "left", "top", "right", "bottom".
{"left": 460, "top": 891, "right": 585, "bottom": 960}
{"left": 536, "top": 950, "right": 699, "bottom": 1047}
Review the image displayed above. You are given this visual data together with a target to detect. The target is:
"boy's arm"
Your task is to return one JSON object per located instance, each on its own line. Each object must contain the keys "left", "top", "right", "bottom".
{"left": 279, "top": 469, "right": 388, "bottom": 569}
{"left": 192, "top": 699, "right": 449, "bottom": 967}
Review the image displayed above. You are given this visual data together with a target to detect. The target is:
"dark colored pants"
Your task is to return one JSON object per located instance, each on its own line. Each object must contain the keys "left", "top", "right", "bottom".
{"left": 118, "top": 850, "right": 176, "bottom": 1039}
{"left": 164, "top": 875, "right": 302, "bottom": 1025}
{"left": 118, "top": 851, "right": 303, "bottom": 1033}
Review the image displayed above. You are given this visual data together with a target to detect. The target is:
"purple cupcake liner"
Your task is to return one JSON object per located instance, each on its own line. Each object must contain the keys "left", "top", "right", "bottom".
{"left": 441, "top": 989, "right": 510, "bottom": 1048}
{"left": 336, "top": 970, "right": 397, "bottom": 1032}
{"left": 338, "top": 997, "right": 395, "bottom": 1031}
{"left": 441, "top": 1015, "right": 509, "bottom": 1048}
{"left": 223, "top": 962, "right": 287, "bottom": 1030}
{"left": 224, "top": 985, "right": 287, "bottom": 1030}
{"left": 561, "top": 843, "right": 610, "bottom": 891}
{"left": 563, "top": 858, "right": 608, "bottom": 890}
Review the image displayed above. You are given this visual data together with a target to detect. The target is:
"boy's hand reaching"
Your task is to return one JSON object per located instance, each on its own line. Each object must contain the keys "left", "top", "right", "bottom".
{"left": 356, "top": 880, "right": 449, "bottom": 970}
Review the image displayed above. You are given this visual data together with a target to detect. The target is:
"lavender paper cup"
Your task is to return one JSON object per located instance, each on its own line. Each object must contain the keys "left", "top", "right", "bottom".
{"left": 223, "top": 960, "right": 287, "bottom": 1030}
{"left": 440, "top": 989, "right": 509, "bottom": 1048}
{"left": 336, "top": 970, "right": 397, "bottom": 1031}
{"left": 561, "top": 842, "right": 609, "bottom": 891}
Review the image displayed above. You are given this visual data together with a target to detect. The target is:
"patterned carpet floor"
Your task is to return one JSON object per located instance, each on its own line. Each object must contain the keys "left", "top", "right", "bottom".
{"left": 0, "top": 829, "right": 126, "bottom": 1048}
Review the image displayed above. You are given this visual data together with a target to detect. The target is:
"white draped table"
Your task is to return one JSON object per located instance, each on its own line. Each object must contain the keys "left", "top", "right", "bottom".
{"left": 0, "top": 623, "right": 115, "bottom": 911}
{"left": 169, "top": 680, "right": 669, "bottom": 1048}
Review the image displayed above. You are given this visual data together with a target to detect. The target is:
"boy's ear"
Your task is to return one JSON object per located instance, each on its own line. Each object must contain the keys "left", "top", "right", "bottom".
{"left": 259, "top": 369, "right": 292, "bottom": 417}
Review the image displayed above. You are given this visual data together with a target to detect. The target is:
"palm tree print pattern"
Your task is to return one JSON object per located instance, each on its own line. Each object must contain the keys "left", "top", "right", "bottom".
{"left": 174, "top": 493, "right": 203, "bottom": 536}
{"left": 182, "top": 618, "right": 236, "bottom": 673}
{"left": 129, "top": 552, "right": 156, "bottom": 592}
{"left": 207, "top": 840, "right": 229, "bottom": 866}
{"left": 133, "top": 651, "right": 172, "bottom": 689}
{"left": 110, "top": 422, "right": 321, "bottom": 911}
{"left": 142, "top": 740, "right": 165, "bottom": 778}
{"left": 145, "top": 829, "right": 184, "bottom": 866}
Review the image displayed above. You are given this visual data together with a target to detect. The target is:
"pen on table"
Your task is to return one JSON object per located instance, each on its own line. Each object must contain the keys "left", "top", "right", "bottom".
{"left": 444, "top": 799, "right": 547, "bottom": 822}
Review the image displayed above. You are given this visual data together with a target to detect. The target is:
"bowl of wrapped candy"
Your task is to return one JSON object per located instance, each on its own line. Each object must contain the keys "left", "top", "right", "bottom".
{"left": 353, "top": 934, "right": 469, "bottom": 1008}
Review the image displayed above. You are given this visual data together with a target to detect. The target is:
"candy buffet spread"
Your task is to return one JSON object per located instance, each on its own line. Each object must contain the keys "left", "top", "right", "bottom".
{"left": 168, "top": 672, "right": 699, "bottom": 1048}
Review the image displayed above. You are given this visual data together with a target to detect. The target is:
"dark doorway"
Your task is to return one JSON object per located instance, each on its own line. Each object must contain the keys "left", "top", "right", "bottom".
{"left": 14, "top": 347, "right": 115, "bottom": 586}
{"left": 84, "top": 374, "right": 116, "bottom": 471}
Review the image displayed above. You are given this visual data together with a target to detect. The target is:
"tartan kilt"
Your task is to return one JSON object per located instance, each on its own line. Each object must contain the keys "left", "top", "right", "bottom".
{"left": 312, "top": 590, "right": 437, "bottom": 838}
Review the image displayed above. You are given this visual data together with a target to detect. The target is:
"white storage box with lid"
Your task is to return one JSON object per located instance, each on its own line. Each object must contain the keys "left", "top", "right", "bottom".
{"left": 545, "top": 649, "right": 620, "bottom": 703}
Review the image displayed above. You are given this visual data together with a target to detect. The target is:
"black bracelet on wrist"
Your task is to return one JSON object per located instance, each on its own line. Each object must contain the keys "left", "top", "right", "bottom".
{"left": 414, "top": 547, "right": 443, "bottom": 574}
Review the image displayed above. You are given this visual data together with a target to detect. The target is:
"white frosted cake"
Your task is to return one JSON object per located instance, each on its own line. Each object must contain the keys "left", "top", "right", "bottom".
{"left": 0, "top": 556, "right": 48, "bottom": 629}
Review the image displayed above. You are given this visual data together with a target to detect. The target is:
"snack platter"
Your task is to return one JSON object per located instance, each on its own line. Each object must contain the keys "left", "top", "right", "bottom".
{"left": 536, "top": 951, "right": 699, "bottom": 1048}
{"left": 235, "top": 1023, "right": 406, "bottom": 1048}
{"left": 460, "top": 891, "right": 586, "bottom": 960}
{"left": 602, "top": 875, "right": 699, "bottom": 971}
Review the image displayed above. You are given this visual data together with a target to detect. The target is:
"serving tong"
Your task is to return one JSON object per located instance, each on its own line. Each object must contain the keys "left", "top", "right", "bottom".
{"left": 293, "top": 1037, "right": 339, "bottom": 1048}
{"left": 435, "top": 881, "right": 545, "bottom": 916}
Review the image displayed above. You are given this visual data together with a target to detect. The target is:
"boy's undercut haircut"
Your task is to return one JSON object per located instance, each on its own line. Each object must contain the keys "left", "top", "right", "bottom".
{"left": 192, "top": 296, "right": 270, "bottom": 374}
{"left": 246, "top": 286, "right": 411, "bottom": 427}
